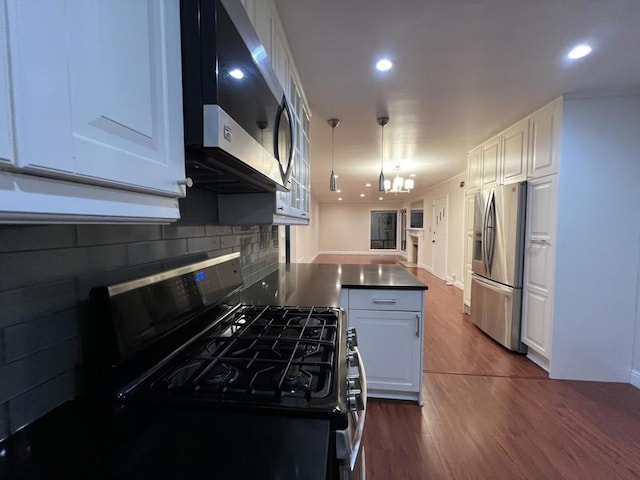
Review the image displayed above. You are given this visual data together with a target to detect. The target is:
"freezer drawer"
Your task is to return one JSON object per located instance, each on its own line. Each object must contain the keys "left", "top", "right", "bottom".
{"left": 470, "top": 275, "right": 525, "bottom": 352}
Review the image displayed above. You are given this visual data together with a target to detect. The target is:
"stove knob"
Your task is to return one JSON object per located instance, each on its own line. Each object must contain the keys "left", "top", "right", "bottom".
{"left": 347, "top": 374, "right": 362, "bottom": 391}
{"left": 347, "top": 391, "right": 365, "bottom": 412}
{"left": 347, "top": 351, "right": 359, "bottom": 367}
{"left": 346, "top": 328, "right": 358, "bottom": 348}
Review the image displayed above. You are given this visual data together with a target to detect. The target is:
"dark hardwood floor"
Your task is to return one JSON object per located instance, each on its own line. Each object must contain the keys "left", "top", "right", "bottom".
{"left": 314, "top": 254, "right": 640, "bottom": 479}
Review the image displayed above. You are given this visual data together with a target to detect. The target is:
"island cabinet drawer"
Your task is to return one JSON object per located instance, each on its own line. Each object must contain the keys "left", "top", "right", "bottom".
{"left": 348, "top": 289, "right": 423, "bottom": 311}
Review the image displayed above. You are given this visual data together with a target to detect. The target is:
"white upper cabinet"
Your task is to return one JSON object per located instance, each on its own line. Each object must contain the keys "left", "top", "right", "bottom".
{"left": 480, "top": 136, "right": 501, "bottom": 188}
{"left": 502, "top": 119, "right": 529, "bottom": 184}
{"left": 0, "top": 2, "right": 13, "bottom": 167}
{"left": 528, "top": 98, "right": 562, "bottom": 179}
{"left": 8, "top": 0, "right": 185, "bottom": 197}
{"left": 466, "top": 147, "right": 482, "bottom": 192}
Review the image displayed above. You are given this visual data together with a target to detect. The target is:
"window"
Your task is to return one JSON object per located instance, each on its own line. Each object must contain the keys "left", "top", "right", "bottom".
{"left": 370, "top": 210, "right": 397, "bottom": 250}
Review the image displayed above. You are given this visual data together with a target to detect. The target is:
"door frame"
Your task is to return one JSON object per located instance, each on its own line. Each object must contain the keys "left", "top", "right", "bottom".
{"left": 431, "top": 195, "right": 449, "bottom": 280}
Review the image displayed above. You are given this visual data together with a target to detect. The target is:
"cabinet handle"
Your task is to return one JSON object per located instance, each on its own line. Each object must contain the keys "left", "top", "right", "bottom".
{"left": 372, "top": 299, "right": 397, "bottom": 304}
{"left": 415, "top": 314, "right": 420, "bottom": 338}
{"left": 529, "top": 239, "right": 548, "bottom": 245}
{"left": 177, "top": 177, "right": 193, "bottom": 188}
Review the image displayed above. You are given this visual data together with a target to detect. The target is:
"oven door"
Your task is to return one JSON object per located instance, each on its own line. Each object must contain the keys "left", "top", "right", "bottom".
{"left": 336, "top": 346, "right": 367, "bottom": 479}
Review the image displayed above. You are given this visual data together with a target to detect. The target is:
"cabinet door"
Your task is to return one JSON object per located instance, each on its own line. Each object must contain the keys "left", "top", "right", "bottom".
{"left": 466, "top": 147, "right": 481, "bottom": 192}
{"left": 8, "top": 0, "right": 185, "bottom": 197}
{"left": 349, "top": 309, "right": 422, "bottom": 393}
{"left": 481, "top": 137, "right": 501, "bottom": 188}
{"left": 522, "top": 175, "right": 558, "bottom": 366}
{"left": 502, "top": 119, "right": 529, "bottom": 183}
{"left": 0, "top": 1, "right": 13, "bottom": 167}
{"left": 463, "top": 193, "right": 475, "bottom": 309}
{"left": 528, "top": 98, "right": 562, "bottom": 179}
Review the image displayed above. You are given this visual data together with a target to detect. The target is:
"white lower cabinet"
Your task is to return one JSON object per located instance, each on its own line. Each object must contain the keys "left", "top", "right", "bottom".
{"left": 342, "top": 288, "right": 424, "bottom": 405}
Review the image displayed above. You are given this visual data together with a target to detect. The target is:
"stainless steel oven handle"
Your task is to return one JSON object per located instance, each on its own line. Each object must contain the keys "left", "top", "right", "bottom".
{"left": 350, "top": 346, "right": 367, "bottom": 471}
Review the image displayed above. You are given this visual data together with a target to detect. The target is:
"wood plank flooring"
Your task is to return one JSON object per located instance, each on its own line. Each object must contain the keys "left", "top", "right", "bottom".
{"left": 314, "top": 255, "right": 640, "bottom": 479}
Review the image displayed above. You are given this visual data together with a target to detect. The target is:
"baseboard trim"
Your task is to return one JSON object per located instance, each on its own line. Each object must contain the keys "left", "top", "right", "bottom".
{"left": 631, "top": 369, "right": 640, "bottom": 389}
{"left": 526, "top": 350, "right": 550, "bottom": 372}
{"left": 453, "top": 280, "right": 464, "bottom": 290}
{"left": 425, "top": 265, "right": 434, "bottom": 273}
{"left": 317, "top": 250, "right": 402, "bottom": 256}
{"left": 308, "top": 252, "right": 319, "bottom": 263}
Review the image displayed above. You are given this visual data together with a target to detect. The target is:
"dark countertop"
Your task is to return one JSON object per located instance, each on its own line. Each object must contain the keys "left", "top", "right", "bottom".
{"left": 233, "top": 263, "right": 428, "bottom": 307}
{"left": 0, "top": 262, "right": 426, "bottom": 480}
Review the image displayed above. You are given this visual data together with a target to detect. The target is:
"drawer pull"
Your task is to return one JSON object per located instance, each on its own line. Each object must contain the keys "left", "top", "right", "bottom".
{"left": 372, "top": 299, "right": 397, "bottom": 304}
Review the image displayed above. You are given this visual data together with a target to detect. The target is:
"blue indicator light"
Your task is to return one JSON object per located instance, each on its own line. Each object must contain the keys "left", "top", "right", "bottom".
{"left": 195, "top": 271, "right": 205, "bottom": 282}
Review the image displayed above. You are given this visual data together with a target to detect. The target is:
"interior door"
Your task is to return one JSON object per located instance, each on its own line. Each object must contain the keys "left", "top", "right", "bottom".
{"left": 432, "top": 196, "right": 448, "bottom": 280}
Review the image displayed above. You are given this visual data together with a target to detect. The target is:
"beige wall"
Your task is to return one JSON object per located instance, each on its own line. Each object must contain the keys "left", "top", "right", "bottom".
{"left": 290, "top": 196, "right": 321, "bottom": 262}
{"left": 318, "top": 201, "right": 403, "bottom": 253}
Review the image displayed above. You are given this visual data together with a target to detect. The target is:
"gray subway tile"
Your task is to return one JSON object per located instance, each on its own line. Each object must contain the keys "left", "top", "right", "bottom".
{"left": 0, "top": 402, "right": 8, "bottom": 441}
{"left": 0, "top": 338, "right": 79, "bottom": 404}
{"left": 0, "top": 280, "right": 77, "bottom": 329}
{"left": 127, "top": 239, "right": 187, "bottom": 265}
{"left": 0, "top": 245, "right": 128, "bottom": 291}
{"left": 205, "top": 225, "right": 233, "bottom": 236}
{"left": 232, "top": 225, "right": 259, "bottom": 234}
{"left": 220, "top": 235, "right": 241, "bottom": 249}
{"left": 5, "top": 309, "right": 78, "bottom": 362}
{"left": 76, "top": 225, "right": 162, "bottom": 246}
{"left": 187, "top": 236, "right": 221, "bottom": 254}
{"left": 0, "top": 225, "right": 76, "bottom": 252}
{"left": 9, "top": 371, "right": 75, "bottom": 434}
{"left": 162, "top": 224, "right": 206, "bottom": 240}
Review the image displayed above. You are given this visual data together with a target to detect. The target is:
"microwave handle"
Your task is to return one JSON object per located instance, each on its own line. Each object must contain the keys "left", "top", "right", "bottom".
{"left": 274, "top": 95, "right": 295, "bottom": 183}
{"left": 350, "top": 346, "right": 367, "bottom": 471}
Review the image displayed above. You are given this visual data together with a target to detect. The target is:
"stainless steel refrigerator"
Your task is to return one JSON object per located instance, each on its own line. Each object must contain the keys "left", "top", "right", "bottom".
{"left": 470, "top": 181, "right": 527, "bottom": 352}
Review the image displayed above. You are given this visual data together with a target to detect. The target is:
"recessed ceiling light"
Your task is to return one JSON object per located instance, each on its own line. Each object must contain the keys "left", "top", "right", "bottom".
{"left": 379, "top": 197, "right": 383, "bottom": 200}
{"left": 365, "top": 183, "right": 372, "bottom": 187}
{"left": 376, "top": 58, "right": 393, "bottom": 71}
{"left": 338, "top": 197, "right": 342, "bottom": 201}
{"left": 360, "top": 193, "right": 365, "bottom": 197}
{"left": 409, "top": 173, "right": 416, "bottom": 178}
{"left": 336, "top": 189, "right": 342, "bottom": 193}
{"left": 229, "top": 68, "right": 244, "bottom": 79}
{"left": 567, "top": 44, "right": 592, "bottom": 60}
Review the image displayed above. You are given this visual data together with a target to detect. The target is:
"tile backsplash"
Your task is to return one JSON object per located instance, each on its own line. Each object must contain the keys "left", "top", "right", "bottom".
{"left": 0, "top": 218, "right": 278, "bottom": 440}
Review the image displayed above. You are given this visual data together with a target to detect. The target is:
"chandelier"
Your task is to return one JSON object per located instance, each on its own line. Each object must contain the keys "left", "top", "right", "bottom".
{"left": 384, "top": 166, "right": 414, "bottom": 194}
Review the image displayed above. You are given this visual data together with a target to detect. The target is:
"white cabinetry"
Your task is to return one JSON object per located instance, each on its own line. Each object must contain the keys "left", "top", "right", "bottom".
{"left": 521, "top": 175, "right": 558, "bottom": 370}
{"left": 528, "top": 98, "right": 562, "bottom": 179}
{"left": 1, "top": 0, "right": 185, "bottom": 223}
{"left": 463, "top": 193, "right": 475, "bottom": 312}
{"left": 0, "top": 2, "right": 13, "bottom": 167}
{"left": 502, "top": 119, "right": 529, "bottom": 183}
{"left": 480, "top": 136, "right": 501, "bottom": 188}
{"left": 342, "top": 288, "right": 424, "bottom": 405}
{"left": 466, "top": 147, "right": 481, "bottom": 193}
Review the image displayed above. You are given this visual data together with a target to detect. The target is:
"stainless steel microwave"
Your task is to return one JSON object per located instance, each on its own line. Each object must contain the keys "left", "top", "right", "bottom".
{"left": 180, "top": 0, "right": 294, "bottom": 193}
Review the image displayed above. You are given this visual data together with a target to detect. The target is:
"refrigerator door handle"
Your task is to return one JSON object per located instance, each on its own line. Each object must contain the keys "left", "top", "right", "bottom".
{"left": 487, "top": 191, "right": 496, "bottom": 273}
{"left": 482, "top": 193, "right": 491, "bottom": 273}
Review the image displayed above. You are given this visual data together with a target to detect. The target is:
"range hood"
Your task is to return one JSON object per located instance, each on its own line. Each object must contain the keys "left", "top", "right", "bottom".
{"left": 180, "top": 0, "right": 294, "bottom": 194}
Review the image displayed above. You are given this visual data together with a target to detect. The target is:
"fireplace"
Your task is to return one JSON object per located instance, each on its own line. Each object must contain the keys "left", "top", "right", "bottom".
{"left": 406, "top": 229, "right": 423, "bottom": 265}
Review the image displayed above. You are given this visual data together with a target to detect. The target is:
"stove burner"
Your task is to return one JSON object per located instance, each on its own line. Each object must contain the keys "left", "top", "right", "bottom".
{"left": 278, "top": 365, "right": 311, "bottom": 392}
{"left": 296, "top": 342, "right": 319, "bottom": 358}
{"left": 165, "top": 362, "right": 202, "bottom": 389}
{"left": 204, "top": 363, "right": 240, "bottom": 388}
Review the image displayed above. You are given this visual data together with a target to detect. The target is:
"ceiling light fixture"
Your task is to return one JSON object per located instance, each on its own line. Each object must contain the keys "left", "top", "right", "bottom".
{"left": 229, "top": 68, "right": 244, "bottom": 79}
{"left": 567, "top": 44, "right": 592, "bottom": 59}
{"left": 360, "top": 193, "right": 365, "bottom": 197}
{"left": 328, "top": 118, "right": 340, "bottom": 191}
{"left": 365, "top": 183, "right": 372, "bottom": 187}
{"left": 376, "top": 58, "right": 393, "bottom": 71}
{"left": 377, "top": 116, "right": 389, "bottom": 191}
{"left": 384, "top": 166, "right": 414, "bottom": 194}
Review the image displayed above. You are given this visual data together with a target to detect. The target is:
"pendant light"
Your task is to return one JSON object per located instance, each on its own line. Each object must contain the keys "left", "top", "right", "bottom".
{"left": 328, "top": 118, "right": 340, "bottom": 191}
{"left": 377, "top": 116, "right": 389, "bottom": 191}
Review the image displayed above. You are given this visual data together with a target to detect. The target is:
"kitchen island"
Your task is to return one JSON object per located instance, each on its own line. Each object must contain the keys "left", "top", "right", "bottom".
{"left": 0, "top": 262, "right": 427, "bottom": 479}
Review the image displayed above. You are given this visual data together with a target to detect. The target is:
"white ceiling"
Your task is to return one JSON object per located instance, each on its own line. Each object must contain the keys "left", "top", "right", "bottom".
{"left": 274, "top": 0, "right": 640, "bottom": 204}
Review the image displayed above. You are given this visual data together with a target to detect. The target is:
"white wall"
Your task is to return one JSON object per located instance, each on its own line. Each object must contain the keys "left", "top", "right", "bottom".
{"left": 290, "top": 196, "right": 321, "bottom": 262}
{"left": 318, "top": 201, "right": 403, "bottom": 253}
{"left": 551, "top": 95, "right": 640, "bottom": 382}
{"left": 402, "top": 172, "right": 466, "bottom": 284}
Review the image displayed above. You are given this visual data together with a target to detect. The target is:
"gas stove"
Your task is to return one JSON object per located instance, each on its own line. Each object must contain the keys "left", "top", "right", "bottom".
{"left": 88, "top": 253, "right": 366, "bottom": 479}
